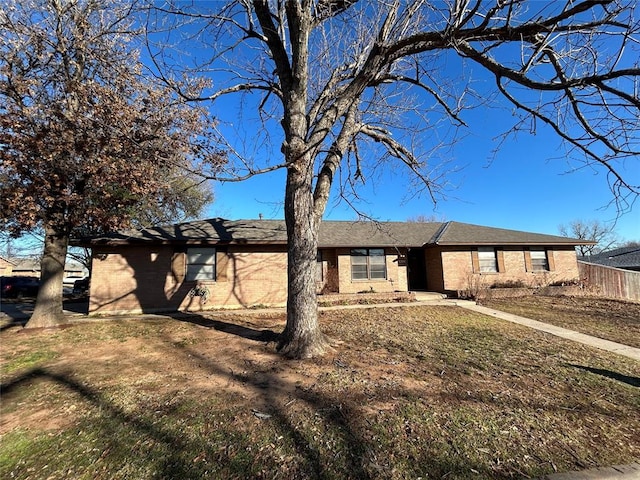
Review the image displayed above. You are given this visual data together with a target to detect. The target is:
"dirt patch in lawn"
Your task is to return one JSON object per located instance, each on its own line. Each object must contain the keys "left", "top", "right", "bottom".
{"left": 1, "top": 305, "right": 639, "bottom": 479}
{"left": 481, "top": 295, "right": 640, "bottom": 348}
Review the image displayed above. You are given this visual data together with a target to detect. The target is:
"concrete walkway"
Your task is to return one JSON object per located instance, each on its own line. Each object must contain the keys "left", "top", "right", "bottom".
{"left": 4, "top": 295, "right": 639, "bottom": 363}
{"left": 454, "top": 300, "right": 640, "bottom": 361}
{"left": 539, "top": 462, "right": 640, "bottom": 480}
{"left": 4, "top": 295, "right": 638, "bottom": 480}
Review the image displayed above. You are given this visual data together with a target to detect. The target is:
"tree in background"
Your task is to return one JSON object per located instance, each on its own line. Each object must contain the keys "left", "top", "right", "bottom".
{"left": 407, "top": 214, "right": 447, "bottom": 223}
{"left": 148, "top": 0, "right": 640, "bottom": 358}
{"left": 558, "top": 220, "right": 621, "bottom": 256}
{"left": 0, "top": 0, "right": 223, "bottom": 328}
{"left": 620, "top": 240, "right": 640, "bottom": 248}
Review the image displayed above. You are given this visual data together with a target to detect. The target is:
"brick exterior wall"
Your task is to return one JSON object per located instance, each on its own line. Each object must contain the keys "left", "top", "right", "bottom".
{"left": 0, "top": 258, "right": 13, "bottom": 276}
{"left": 424, "top": 247, "right": 444, "bottom": 292}
{"left": 89, "top": 244, "right": 288, "bottom": 314}
{"left": 88, "top": 242, "right": 580, "bottom": 313}
{"left": 425, "top": 245, "right": 580, "bottom": 294}
{"left": 318, "top": 249, "right": 339, "bottom": 294}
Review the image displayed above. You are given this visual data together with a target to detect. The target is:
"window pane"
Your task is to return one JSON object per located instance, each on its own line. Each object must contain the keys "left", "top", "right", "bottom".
{"left": 477, "top": 247, "right": 494, "bottom": 259}
{"left": 479, "top": 261, "right": 497, "bottom": 273}
{"left": 370, "top": 264, "right": 387, "bottom": 279}
{"left": 478, "top": 251, "right": 495, "bottom": 272}
{"left": 532, "top": 260, "right": 548, "bottom": 271}
{"left": 186, "top": 248, "right": 216, "bottom": 281}
{"left": 187, "top": 248, "right": 215, "bottom": 264}
{"left": 369, "top": 254, "right": 386, "bottom": 265}
{"left": 530, "top": 249, "right": 548, "bottom": 271}
{"left": 187, "top": 264, "right": 215, "bottom": 281}
{"left": 351, "top": 255, "right": 368, "bottom": 265}
{"left": 351, "top": 248, "right": 387, "bottom": 280}
{"left": 316, "top": 251, "right": 323, "bottom": 282}
{"left": 351, "top": 264, "right": 368, "bottom": 280}
{"left": 478, "top": 247, "right": 497, "bottom": 272}
{"left": 530, "top": 249, "right": 546, "bottom": 260}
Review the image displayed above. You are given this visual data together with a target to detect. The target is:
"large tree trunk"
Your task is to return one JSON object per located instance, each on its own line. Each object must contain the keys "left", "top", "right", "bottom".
{"left": 277, "top": 163, "right": 331, "bottom": 359}
{"left": 24, "top": 225, "right": 68, "bottom": 329}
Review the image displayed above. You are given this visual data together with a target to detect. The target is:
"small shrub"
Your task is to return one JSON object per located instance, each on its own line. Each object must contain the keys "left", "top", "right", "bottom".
{"left": 548, "top": 278, "right": 584, "bottom": 287}
{"left": 459, "top": 272, "right": 489, "bottom": 300}
{"left": 357, "top": 286, "right": 376, "bottom": 294}
{"left": 490, "top": 279, "right": 526, "bottom": 289}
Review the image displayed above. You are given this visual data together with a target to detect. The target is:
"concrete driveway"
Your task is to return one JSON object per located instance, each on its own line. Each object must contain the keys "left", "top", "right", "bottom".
{"left": 1, "top": 298, "right": 88, "bottom": 323}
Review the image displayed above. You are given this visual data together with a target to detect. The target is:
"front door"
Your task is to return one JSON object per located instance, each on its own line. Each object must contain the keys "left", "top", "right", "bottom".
{"left": 407, "top": 248, "right": 427, "bottom": 291}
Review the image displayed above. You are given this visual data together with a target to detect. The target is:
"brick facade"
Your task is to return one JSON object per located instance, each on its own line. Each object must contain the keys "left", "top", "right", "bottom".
{"left": 89, "top": 219, "right": 579, "bottom": 314}
{"left": 425, "top": 245, "right": 580, "bottom": 294}
{"left": 88, "top": 245, "right": 412, "bottom": 312}
{"left": 332, "top": 247, "right": 408, "bottom": 294}
{"left": 0, "top": 257, "right": 14, "bottom": 277}
{"left": 89, "top": 244, "right": 288, "bottom": 314}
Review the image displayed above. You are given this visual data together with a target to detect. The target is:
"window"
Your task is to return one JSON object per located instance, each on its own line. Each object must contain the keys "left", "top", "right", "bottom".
{"left": 316, "top": 251, "right": 323, "bottom": 282}
{"left": 478, "top": 247, "right": 498, "bottom": 273}
{"left": 186, "top": 247, "right": 216, "bottom": 281}
{"left": 530, "top": 248, "right": 549, "bottom": 271}
{"left": 351, "top": 248, "right": 386, "bottom": 280}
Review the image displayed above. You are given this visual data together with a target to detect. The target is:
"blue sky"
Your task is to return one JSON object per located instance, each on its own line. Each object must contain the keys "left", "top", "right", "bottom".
{"left": 205, "top": 90, "right": 639, "bottom": 242}
{"left": 141, "top": 2, "right": 640, "bottom": 243}
{"left": 184, "top": 7, "right": 639, "bottom": 243}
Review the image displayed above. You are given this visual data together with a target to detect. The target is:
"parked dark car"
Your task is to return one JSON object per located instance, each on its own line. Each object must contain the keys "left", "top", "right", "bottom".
{"left": 73, "top": 278, "right": 90, "bottom": 295}
{"left": 1, "top": 276, "right": 40, "bottom": 299}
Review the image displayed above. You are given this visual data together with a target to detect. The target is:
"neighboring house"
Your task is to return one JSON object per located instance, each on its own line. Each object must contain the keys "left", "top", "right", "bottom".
{"left": 9, "top": 258, "right": 39, "bottom": 277}
{"left": 579, "top": 246, "right": 640, "bottom": 272}
{"left": 9, "top": 258, "right": 89, "bottom": 285}
{"left": 0, "top": 256, "right": 16, "bottom": 276}
{"left": 72, "top": 218, "right": 589, "bottom": 315}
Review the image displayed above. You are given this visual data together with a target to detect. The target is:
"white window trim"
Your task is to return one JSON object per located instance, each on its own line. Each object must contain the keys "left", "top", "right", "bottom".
{"left": 478, "top": 247, "right": 498, "bottom": 273}
{"left": 316, "top": 251, "right": 323, "bottom": 282}
{"left": 530, "top": 248, "right": 549, "bottom": 272}
{"left": 186, "top": 247, "right": 216, "bottom": 281}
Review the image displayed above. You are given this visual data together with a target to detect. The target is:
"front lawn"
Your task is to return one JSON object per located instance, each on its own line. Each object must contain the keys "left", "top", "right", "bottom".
{"left": 1, "top": 305, "right": 638, "bottom": 479}
{"left": 481, "top": 295, "right": 640, "bottom": 348}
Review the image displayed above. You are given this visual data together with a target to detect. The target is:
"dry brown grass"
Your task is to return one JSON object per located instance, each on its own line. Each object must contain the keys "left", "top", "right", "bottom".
{"left": 481, "top": 295, "right": 640, "bottom": 348}
{"left": 1, "top": 303, "right": 639, "bottom": 479}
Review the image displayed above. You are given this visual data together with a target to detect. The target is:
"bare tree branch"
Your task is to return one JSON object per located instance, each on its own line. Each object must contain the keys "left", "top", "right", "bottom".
{"left": 144, "top": 0, "right": 640, "bottom": 358}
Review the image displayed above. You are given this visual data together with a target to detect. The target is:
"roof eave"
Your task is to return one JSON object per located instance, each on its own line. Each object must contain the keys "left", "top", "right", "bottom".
{"left": 71, "top": 239, "right": 289, "bottom": 247}
{"left": 433, "top": 241, "right": 594, "bottom": 246}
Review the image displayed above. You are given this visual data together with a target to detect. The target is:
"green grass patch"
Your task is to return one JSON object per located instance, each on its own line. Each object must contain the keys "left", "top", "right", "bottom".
{"left": 481, "top": 295, "right": 640, "bottom": 348}
{"left": 2, "top": 349, "right": 60, "bottom": 375}
{"left": 1, "top": 305, "right": 639, "bottom": 479}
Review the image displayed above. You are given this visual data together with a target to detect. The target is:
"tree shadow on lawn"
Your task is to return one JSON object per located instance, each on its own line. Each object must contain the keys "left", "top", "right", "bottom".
{"left": 160, "top": 335, "right": 506, "bottom": 480}
{"left": 1, "top": 367, "right": 203, "bottom": 478}
{"left": 170, "top": 312, "right": 281, "bottom": 342}
{"left": 0, "top": 322, "right": 508, "bottom": 480}
{"left": 567, "top": 364, "right": 640, "bottom": 388}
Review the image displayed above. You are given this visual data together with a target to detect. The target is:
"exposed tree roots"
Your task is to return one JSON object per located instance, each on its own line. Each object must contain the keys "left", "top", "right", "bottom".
{"left": 277, "top": 330, "right": 334, "bottom": 359}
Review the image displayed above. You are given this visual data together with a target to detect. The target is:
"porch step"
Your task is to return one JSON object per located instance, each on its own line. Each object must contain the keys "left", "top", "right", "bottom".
{"left": 412, "top": 291, "right": 448, "bottom": 302}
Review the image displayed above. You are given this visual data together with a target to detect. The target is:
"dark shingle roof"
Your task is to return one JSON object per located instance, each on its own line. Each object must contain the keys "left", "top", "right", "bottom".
{"left": 76, "top": 219, "right": 289, "bottom": 245}
{"left": 579, "top": 246, "right": 640, "bottom": 269}
{"left": 0, "top": 256, "right": 17, "bottom": 266}
{"left": 73, "top": 218, "right": 589, "bottom": 248}
{"left": 433, "top": 221, "right": 586, "bottom": 246}
{"left": 318, "top": 221, "right": 444, "bottom": 247}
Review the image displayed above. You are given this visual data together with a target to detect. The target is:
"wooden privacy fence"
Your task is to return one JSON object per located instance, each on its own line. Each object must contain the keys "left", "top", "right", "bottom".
{"left": 578, "top": 261, "right": 640, "bottom": 302}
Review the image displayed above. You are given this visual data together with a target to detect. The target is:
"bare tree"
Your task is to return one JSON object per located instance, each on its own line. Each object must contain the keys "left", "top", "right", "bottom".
{"left": 146, "top": 1, "right": 640, "bottom": 358}
{"left": 0, "top": 0, "right": 223, "bottom": 328}
{"left": 559, "top": 219, "right": 620, "bottom": 256}
{"left": 620, "top": 240, "right": 640, "bottom": 247}
{"left": 407, "top": 214, "right": 446, "bottom": 223}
